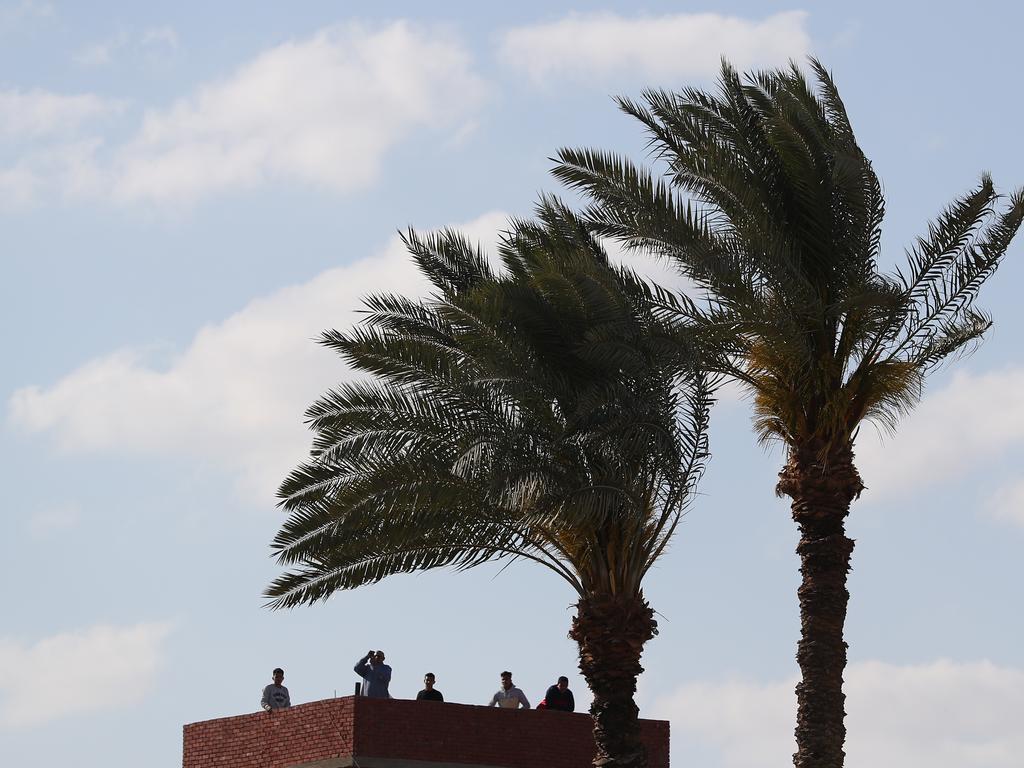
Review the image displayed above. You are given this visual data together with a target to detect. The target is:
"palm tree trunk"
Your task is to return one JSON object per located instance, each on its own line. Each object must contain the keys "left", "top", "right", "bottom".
{"left": 777, "top": 440, "right": 863, "bottom": 768}
{"left": 569, "top": 591, "right": 656, "bottom": 767}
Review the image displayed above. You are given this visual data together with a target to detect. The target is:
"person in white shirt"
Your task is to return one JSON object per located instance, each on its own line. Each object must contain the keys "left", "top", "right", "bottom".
{"left": 488, "top": 671, "right": 530, "bottom": 709}
{"left": 261, "top": 668, "right": 291, "bottom": 711}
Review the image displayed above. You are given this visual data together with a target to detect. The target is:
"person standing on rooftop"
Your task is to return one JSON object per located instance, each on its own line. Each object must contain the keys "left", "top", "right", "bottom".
{"left": 354, "top": 650, "right": 392, "bottom": 698}
{"left": 416, "top": 672, "right": 444, "bottom": 702}
{"left": 541, "top": 676, "right": 575, "bottom": 712}
{"left": 488, "top": 671, "right": 530, "bottom": 709}
{"left": 261, "top": 668, "right": 291, "bottom": 711}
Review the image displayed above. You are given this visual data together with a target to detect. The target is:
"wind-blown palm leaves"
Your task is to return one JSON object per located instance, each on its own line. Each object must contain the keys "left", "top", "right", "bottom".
{"left": 267, "top": 201, "right": 712, "bottom": 768}
{"left": 553, "top": 59, "right": 1023, "bottom": 768}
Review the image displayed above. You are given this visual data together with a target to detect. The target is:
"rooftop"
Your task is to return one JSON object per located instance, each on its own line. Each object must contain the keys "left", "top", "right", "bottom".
{"left": 183, "top": 695, "right": 669, "bottom": 768}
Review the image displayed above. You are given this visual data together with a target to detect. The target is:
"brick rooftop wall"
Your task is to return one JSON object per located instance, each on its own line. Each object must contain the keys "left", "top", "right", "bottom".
{"left": 183, "top": 698, "right": 354, "bottom": 768}
{"left": 183, "top": 696, "right": 669, "bottom": 768}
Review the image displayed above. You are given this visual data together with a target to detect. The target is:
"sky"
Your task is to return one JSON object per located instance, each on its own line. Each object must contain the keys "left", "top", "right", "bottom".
{"left": 2, "top": 2, "right": 1023, "bottom": 766}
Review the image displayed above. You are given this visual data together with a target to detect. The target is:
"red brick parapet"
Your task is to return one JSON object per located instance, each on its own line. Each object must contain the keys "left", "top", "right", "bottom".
{"left": 183, "top": 696, "right": 669, "bottom": 768}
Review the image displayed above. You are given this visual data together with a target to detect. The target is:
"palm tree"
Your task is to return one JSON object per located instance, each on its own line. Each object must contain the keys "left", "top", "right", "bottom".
{"left": 552, "top": 59, "right": 1023, "bottom": 768}
{"left": 266, "top": 201, "right": 712, "bottom": 768}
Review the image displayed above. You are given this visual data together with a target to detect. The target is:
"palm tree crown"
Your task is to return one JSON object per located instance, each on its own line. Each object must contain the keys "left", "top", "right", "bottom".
{"left": 267, "top": 201, "right": 712, "bottom": 768}
{"left": 553, "top": 58, "right": 1022, "bottom": 768}
{"left": 555, "top": 58, "right": 1022, "bottom": 454}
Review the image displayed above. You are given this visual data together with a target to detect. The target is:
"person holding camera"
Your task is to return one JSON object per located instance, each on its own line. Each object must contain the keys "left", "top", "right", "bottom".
{"left": 354, "top": 650, "right": 392, "bottom": 698}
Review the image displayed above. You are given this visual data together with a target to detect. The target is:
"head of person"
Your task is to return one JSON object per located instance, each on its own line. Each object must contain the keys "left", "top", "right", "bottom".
{"left": 500, "top": 671, "right": 513, "bottom": 690}
{"left": 423, "top": 672, "right": 436, "bottom": 689}
{"left": 556, "top": 676, "right": 569, "bottom": 691}
{"left": 272, "top": 668, "right": 284, "bottom": 685}
{"left": 373, "top": 650, "right": 386, "bottom": 665}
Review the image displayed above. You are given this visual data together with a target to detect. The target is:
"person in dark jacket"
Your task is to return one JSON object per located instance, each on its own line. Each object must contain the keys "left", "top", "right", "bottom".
{"left": 541, "top": 676, "right": 575, "bottom": 712}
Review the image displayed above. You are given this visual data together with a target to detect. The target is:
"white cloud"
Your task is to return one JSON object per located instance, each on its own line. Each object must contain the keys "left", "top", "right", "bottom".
{"left": 140, "top": 25, "right": 178, "bottom": 51}
{"left": 25, "top": 501, "right": 81, "bottom": 537}
{"left": 0, "top": 139, "right": 105, "bottom": 207}
{"left": 5, "top": 21, "right": 483, "bottom": 206}
{"left": 0, "top": 88, "right": 116, "bottom": 205}
{"left": 9, "top": 212, "right": 510, "bottom": 501}
{"left": 855, "top": 367, "right": 1024, "bottom": 501}
{"left": 654, "top": 659, "right": 1024, "bottom": 768}
{"left": 74, "top": 41, "right": 114, "bottom": 66}
{"left": 0, "top": 163, "right": 39, "bottom": 207}
{"left": 987, "top": 478, "right": 1024, "bottom": 527}
{"left": 0, "top": 1, "right": 54, "bottom": 31}
{"left": 4, "top": 211, "right": 756, "bottom": 496}
{"left": 0, "top": 89, "right": 118, "bottom": 138}
{"left": 74, "top": 24, "right": 179, "bottom": 67}
{"left": 110, "top": 21, "right": 484, "bottom": 203}
{"left": 498, "top": 11, "right": 811, "bottom": 85}
{"left": 0, "top": 622, "right": 173, "bottom": 728}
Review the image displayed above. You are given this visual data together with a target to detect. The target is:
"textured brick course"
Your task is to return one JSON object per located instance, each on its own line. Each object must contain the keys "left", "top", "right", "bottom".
{"left": 183, "top": 696, "right": 668, "bottom": 768}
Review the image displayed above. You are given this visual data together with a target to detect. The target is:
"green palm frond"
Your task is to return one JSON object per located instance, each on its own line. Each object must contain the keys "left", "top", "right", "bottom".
{"left": 267, "top": 200, "right": 713, "bottom": 608}
{"left": 888, "top": 187, "right": 1024, "bottom": 366}
{"left": 893, "top": 177, "right": 995, "bottom": 301}
{"left": 555, "top": 57, "right": 1022, "bottom": 450}
{"left": 401, "top": 227, "right": 496, "bottom": 297}
{"left": 552, "top": 148, "right": 756, "bottom": 302}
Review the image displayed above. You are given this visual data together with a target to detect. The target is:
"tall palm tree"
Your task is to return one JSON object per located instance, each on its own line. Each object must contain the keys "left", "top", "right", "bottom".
{"left": 553, "top": 59, "right": 1023, "bottom": 768}
{"left": 266, "top": 201, "right": 712, "bottom": 768}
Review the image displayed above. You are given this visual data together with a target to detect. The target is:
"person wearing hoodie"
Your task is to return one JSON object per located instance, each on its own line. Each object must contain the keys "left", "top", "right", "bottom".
{"left": 354, "top": 650, "right": 392, "bottom": 698}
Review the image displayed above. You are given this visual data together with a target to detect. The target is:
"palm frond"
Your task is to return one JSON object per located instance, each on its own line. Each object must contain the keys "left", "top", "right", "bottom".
{"left": 267, "top": 204, "right": 714, "bottom": 608}
{"left": 555, "top": 57, "right": 1022, "bottom": 449}
{"left": 401, "top": 227, "right": 496, "bottom": 297}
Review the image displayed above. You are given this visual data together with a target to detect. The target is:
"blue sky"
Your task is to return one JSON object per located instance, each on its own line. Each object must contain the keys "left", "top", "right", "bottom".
{"left": 2, "top": 2, "right": 1023, "bottom": 766}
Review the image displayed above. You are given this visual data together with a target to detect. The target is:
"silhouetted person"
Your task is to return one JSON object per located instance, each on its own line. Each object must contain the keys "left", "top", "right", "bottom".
{"left": 261, "top": 668, "right": 291, "bottom": 711}
{"left": 416, "top": 672, "right": 444, "bottom": 702}
{"left": 488, "top": 671, "right": 530, "bottom": 709}
{"left": 541, "top": 676, "right": 575, "bottom": 711}
{"left": 354, "top": 650, "right": 392, "bottom": 698}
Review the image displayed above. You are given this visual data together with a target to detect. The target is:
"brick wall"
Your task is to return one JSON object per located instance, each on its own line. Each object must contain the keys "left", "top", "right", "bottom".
{"left": 183, "top": 698, "right": 355, "bottom": 768}
{"left": 183, "top": 696, "right": 669, "bottom": 768}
